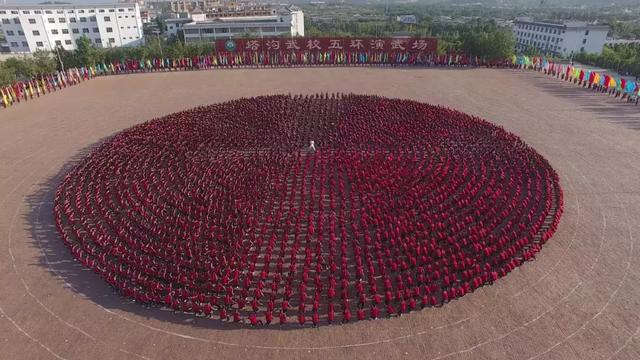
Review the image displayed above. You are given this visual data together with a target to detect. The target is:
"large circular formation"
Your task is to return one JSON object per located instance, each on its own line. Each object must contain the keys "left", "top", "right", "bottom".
{"left": 53, "top": 94, "right": 562, "bottom": 326}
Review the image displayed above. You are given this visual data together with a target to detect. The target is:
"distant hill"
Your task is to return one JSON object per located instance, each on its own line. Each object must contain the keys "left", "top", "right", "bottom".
{"left": 426, "top": 0, "right": 640, "bottom": 7}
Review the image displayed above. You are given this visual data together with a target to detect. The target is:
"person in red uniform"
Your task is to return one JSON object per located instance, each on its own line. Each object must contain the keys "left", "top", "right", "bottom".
{"left": 342, "top": 308, "right": 352, "bottom": 323}
{"left": 328, "top": 303, "right": 336, "bottom": 324}
{"left": 265, "top": 310, "right": 273, "bottom": 325}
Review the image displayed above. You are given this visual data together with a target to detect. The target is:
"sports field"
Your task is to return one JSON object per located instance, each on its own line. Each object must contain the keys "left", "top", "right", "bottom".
{"left": 1, "top": 67, "right": 639, "bottom": 360}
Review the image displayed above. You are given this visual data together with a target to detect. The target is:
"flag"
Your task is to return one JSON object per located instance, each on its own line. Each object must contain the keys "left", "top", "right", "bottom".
{"left": 0, "top": 88, "right": 9, "bottom": 107}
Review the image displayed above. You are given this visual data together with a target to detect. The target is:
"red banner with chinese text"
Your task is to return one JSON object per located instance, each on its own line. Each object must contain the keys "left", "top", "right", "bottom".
{"left": 214, "top": 37, "right": 438, "bottom": 53}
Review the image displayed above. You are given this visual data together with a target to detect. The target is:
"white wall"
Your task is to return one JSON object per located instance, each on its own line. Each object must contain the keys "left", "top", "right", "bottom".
{"left": 183, "top": 10, "right": 305, "bottom": 42}
{"left": 291, "top": 10, "right": 304, "bottom": 37}
{"left": 0, "top": 4, "right": 143, "bottom": 53}
{"left": 514, "top": 21, "right": 610, "bottom": 57}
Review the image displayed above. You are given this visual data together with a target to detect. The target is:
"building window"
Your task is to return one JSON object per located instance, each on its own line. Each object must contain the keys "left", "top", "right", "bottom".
{"left": 93, "top": 27, "right": 99, "bottom": 33}
{"left": 582, "top": 39, "right": 587, "bottom": 44}
{"left": 51, "top": 29, "right": 59, "bottom": 35}
{"left": 13, "top": 18, "right": 20, "bottom": 24}
{"left": 10, "top": 42, "right": 18, "bottom": 47}
{"left": 109, "top": 9, "right": 115, "bottom": 13}
{"left": 95, "top": 38, "right": 102, "bottom": 44}
{"left": 18, "top": 30, "right": 23, "bottom": 35}
{"left": 80, "top": 17, "right": 87, "bottom": 22}
{"left": 99, "top": 9, "right": 105, "bottom": 13}
{"left": 79, "top": 10, "right": 84, "bottom": 13}
{"left": 72, "top": 28, "right": 79, "bottom": 34}
{"left": 82, "top": 28, "right": 89, "bottom": 33}
{"left": 22, "top": 41, "right": 28, "bottom": 47}
{"left": 106, "top": 27, "right": 113, "bottom": 32}
{"left": 585, "top": 30, "right": 589, "bottom": 36}
{"left": 28, "top": 18, "right": 36, "bottom": 24}
{"left": 57, "top": 10, "right": 63, "bottom": 14}
{"left": 10, "top": 10, "right": 17, "bottom": 14}
{"left": 6, "top": 30, "right": 14, "bottom": 36}
{"left": 580, "top": 47, "right": 585, "bottom": 52}
{"left": 36, "top": 41, "right": 44, "bottom": 47}
{"left": 62, "top": 29, "right": 69, "bottom": 34}
{"left": 104, "top": 16, "right": 111, "bottom": 21}
{"left": 89, "top": 9, "right": 95, "bottom": 13}
{"left": 89, "top": 16, "right": 96, "bottom": 22}
{"left": 34, "top": 10, "right": 42, "bottom": 14}
{"left": 22, "top": 10, "right": 30, "bottom": 14}
{"left": 59, "top": 18, "right": 66, "bottom": 23}
{"left": 32, "top": 30, "right": 40, "bottom": 36}
{"left": 118, "top": 8, "right": 124, "bottom": 12}
{"left": 109, "top": 38, "right": 115, "bottom": 43}
{"left": 1, "top": 19, "right": 9, "bottom": 24}
{"left": 65, "top": 39, "right": 72, "bottom": 45}
{"left": 55, "top": 40, "right": 62, "bottom": 46}
{"left": 48, "top": 18, "right": 55, "bottom": 23}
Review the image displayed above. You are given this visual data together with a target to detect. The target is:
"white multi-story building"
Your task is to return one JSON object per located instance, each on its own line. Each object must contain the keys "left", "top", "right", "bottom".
{"left": 166, "top": 17, "right": 193, "bottom": 38}
{"left": 513, "top": 17, "right": 610, "bottom": 57}
{"left": 182, "top": 5, "right": 303, "bottom": 43}
{"left": 0, "top": 3, "right": 144, "bottom": 53}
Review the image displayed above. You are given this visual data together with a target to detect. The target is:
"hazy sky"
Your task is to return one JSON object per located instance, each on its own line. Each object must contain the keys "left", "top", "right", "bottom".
{"left": 1, "top": 0, "right": 123, "bottom": 4}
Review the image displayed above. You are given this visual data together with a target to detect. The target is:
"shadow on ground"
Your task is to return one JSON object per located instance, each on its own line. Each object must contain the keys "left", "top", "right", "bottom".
{"left": 21, "top": 138, "right": 311, "bottom": 332}
{"left": 509, "top": 70, "right": 640, "bottom": 131}
{"left": 22, "top": 136, "right": 381, "bottom": 332}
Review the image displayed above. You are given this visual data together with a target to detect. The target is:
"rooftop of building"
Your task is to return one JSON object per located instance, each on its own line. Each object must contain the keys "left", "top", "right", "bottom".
{"left": 180, "top": 5, "right": 300, "bottom": 27}
{"left": 514, "top": 17, "right": 610, "bottom": 30}
{"left": 0, "top": 3, "right": 136, "bottom": 10}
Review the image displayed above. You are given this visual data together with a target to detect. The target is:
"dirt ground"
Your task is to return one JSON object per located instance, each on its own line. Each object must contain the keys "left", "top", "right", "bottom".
{"left": 1, "top": 68, "right": 639, "bottom": 360}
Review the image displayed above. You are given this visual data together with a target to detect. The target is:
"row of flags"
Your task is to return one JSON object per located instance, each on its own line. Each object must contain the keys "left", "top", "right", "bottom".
{"left": 2, "top": 51, "right": 478, "bottom": 110}
{"left": 89, "top": 51, "right": 474, "bottom": 73}
{"left": 1, "top": 50, "right": 512, "bottom": 109}
{"left": 513, "top": 55, "right": 640, "bottom": 98}
{"left": 1, "top": 67, "right": 93, "bottom": 108}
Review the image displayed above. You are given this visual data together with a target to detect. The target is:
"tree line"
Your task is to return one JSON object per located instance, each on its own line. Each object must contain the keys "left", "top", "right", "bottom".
{"left": 306, "top": 17, "right": 515, "bottom": 60}
{"left": 574, "top": 44, "right": 640, "bottom": 77}
{"left": 0, "top": 51, "right": 57, "bottom": 86}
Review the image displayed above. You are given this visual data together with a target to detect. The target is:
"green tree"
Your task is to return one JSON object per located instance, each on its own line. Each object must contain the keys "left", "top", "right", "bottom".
{"left": 0, "top": 62, "right": 17, "bottom": 86}
{"left": 32, "top": 50, "right": 57, "bottom": 74}
{"left": 460, "top": 24, "right": 514, "bottom": 60}
{"left": 75, "top": 36, "right": 99, "bottom": 67}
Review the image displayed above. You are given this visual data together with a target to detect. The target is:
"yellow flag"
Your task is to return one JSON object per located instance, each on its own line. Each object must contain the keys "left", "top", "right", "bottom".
{"left": 0, "top": 88, "right": 8, "bottom": 107}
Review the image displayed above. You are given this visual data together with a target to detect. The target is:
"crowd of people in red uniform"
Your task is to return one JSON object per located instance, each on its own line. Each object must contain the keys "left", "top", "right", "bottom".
{"left": 54, "top": 94, "right": 563, "bottom": 326}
